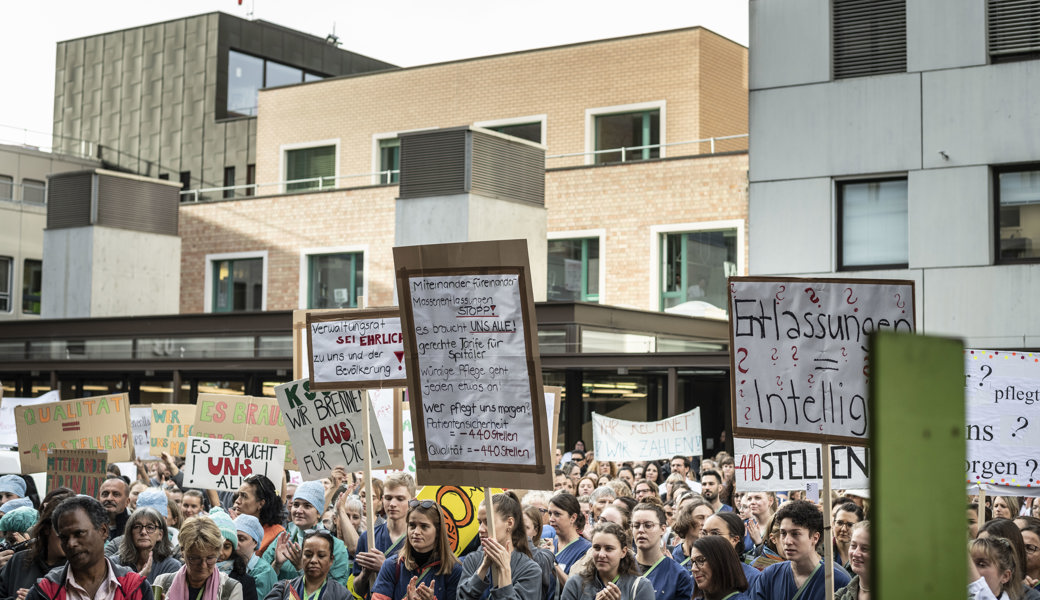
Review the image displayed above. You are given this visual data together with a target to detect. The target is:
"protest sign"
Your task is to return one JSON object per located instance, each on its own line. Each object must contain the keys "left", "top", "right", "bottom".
{"left": 192, "top": 393, "right": 295, "bottom": 463}
{"left": 182, "top": 436, "right": 285, "bottom": 492}
{"left": 728, "top": 277, "right": 915, "bottom": 445}
{"left": 965, "top": 349, "right": 1040, "bottom": 491}
{"left": 150, "top": 404, "right": 195, "bottom": 456}
{"left": 130, "top": 406, "right": 151, "bottom": 459}
{"left": 47, "top": 449, "right": 107, "bottom": 496}
{"left": 274, "top": 378, "right": 392, "bottom": 480}
{"left": 415, "top": 485, "right": 501, "bottom": 555}
{"left": 307, "top": 309, "right": 407, "bottom": 390}
{"left": 0, "top": 391, "right": 60, "bottom": 449}
{"left": 733, "top": 437, "right": 870, "bottom": 492}
{"left": 394, "top": 240, "right": 551, "bottom": 490}
{"left": 592, "top": 408, "right": 702, "bottom": 461}
{"left": 15, "top": 393, "right": 133, "bottom": 473}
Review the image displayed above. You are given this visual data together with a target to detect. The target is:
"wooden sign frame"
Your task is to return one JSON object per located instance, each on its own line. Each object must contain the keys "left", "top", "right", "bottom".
{"left": 306, "top": 308, "right": 408, "bottom": 390}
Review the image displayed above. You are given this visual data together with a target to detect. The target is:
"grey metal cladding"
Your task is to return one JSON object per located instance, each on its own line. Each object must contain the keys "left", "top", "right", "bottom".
{"left": 47, "top": 172, "right": 93, "bottom": 229}
{"left": 96, "top": 173, "right": 179, "bottom": 236}
{"left": 398, "top": 128, "right": 470, "bottom": 198}
{"left": 470, "top": 130, "right": 544, "bottom": 206}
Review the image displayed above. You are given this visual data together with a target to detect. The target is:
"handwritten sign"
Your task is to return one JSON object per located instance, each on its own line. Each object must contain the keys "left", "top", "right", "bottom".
{"left": 0, "top": 391, "right": 60, "bottom": 448}
{"left": 733, "top": 437, "right": 870, "bottom": 492}
{"left": 395, "top": 240, "right": 551, "bottom": 490}
{"left": 183, "top": 437, "right": 285, "bottom": 492}
{"left": 15, "top": 393, "right": 133, "bottom": 473}
{"left": 728, "top": 277, "right": 915, "bottom": 445}
{"left": 47, "top": 449, "right": 107, "bottom": 496}
{"left": 592, "top": 409, "right": 702, "bottom": 461}
{"left": 274, "top": 378, "right": 392, "bottom": 480}
{"left": 307, "top": 309, "right": 408, "bottom": 389}
{"left": 130, "top": 406, "right": 151, "bottom": 459}
{"left": 965, "top": 349, "right": 1040, "bottom": 491}
{"left": 150, "top": 404, "right": 195, "bottom": 457}
{"left": 192, "top": 393, "right": 295, "bottom": 463}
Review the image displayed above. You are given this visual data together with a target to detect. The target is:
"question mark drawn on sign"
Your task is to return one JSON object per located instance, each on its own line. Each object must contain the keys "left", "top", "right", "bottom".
{"left": 791, "top": 346, "right": 798, "bottom": 363}
{"left": 775, "top": 285, "right": 786, "bottom": 302}
{"left": 737, "top": 348, "right": 749, "bottom": 374}
{"left": 804, "top": 287, "right": 820, "bottom": 306}
{"left": 894, "top": 293, "right": 906, "bottom": 313}
{"left": 845, "top": 288, "right": 858, "bottom": 312}
{"left": 771, "top": 348, "right": 779, "bottom": 362}
{"left": 807, "top": 373, "right": 815, "bottom": 386}
{"left": 1028, "top": 458, "right": 1039, "bottom": 481}
{"left": 979, "top": 364, "right": 993, "bottom": 387}
{"left": 1011, "top": 417, "right": 1028, "bottom": 438}
{"left": 776, "top": 376, "right": 784, "bottom": 390}
{"left": 743, "top": 406, "right": 751, "bottom": 424}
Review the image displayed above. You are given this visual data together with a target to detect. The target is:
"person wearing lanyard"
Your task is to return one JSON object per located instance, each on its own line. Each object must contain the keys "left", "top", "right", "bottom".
{"left": 689, "top": 536, "right": 749, "bottom": 600}
{"left": 352, "top": 473, "right": 416, "bottom": 598}
{"left": 265, "top": 481, "right": 352, "bottom": 585}
{"left": 747, "top": 501, "right": 849, "bottom": 600}
{"left": 458, "top": 491, "right": 542, "bottom": 600}
{"left": 548, "top": 493, "right": 592, "bottom": 586}
{"left": 264, "top": 530, "right": 351, "bottom": 600}
{"left": 700, "top": 513, "right": 760, "bottom": 590}
{"left": 235, "top": 514, "right": 278, "bottom": 599}
{"left": 560, "top": 522, "right": 654, "bottom": 600}
{"left": 152, "top": 516, "right": 244, "bottom": 600}
{"left": 371, "top": 500, "right": 462, "bottom": 600}
{"left": 631, "top": 504, "right": 692, "bottom": 600}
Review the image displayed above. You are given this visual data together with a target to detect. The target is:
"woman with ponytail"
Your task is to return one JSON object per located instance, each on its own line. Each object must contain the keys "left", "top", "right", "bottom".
{"left": 459, "top": 491, "right": 542, "bottom": 600}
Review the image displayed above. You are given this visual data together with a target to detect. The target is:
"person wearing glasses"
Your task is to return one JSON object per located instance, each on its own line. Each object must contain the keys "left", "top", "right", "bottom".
{"left": 830, "top": 503, "right": 863, "bottom": 575}
{"left": 352, "top": 472, "right": 416, "bottom": 598}
{"left": 151, "top": 516, "right": 241, "bottom": 600}
{"left": 689, "top": 535, "right": 749, "bottom": 600}
{"left": 264, "top": 480, "right": 351, "bottom": 585}
{"left": 112, "top": 506, "right": 182, "bottom": 584}
{"left": 1014, "top": 516, "right": 1040, "bottom": 593}
{"left": 700, "top": 513, "right": 760, "bottom": 590}
{"left": 547, "top": 493, "right": 592, "bottom": 586}
{"left": 630, "top": 503, "right": 692, "bottom": 600}
{"left": 669, "top": 499, "right": 714, "bottom": 568}
{"left": 370, "top": 499, "right": 462, "bottom": 600}
{"left": 264, "top": 530, "right": 351, "bottom": 600}
{"left": 560, "top": 522, "right": 653, "bottom": 600}
{"left": 459, "top": 491, "right": 542, "bottom": 600}
{"left": 233, "top": 475, "right": 285, "bottom": 556}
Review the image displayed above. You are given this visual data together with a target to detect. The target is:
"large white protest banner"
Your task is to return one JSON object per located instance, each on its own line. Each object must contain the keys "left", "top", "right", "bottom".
{"left": 0, "top": 391, "right": 60, "bottom": 448}
{"left": 592, "top": 408, "right": 702, "bottom": 461}
{"left": 733, "top": 437, "right": 870, "bottom": 492}
{"left": 965, "top": 349, "right": 1040, "bottom": 493}
{"left": 728, "top": 277, "right": 915, "bottom": 445}
{"left": 182, "top": 437, "right": 285, "bottom": 492}
{"left": 274, "top": 378, "right": 392, "bottom": 480}
{"left": 307, "top": 309, "right": 407, "bottom": 390}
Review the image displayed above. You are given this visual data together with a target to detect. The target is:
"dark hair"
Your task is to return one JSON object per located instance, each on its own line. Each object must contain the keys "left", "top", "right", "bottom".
{"left": 707, "top": 511, "right": 746, "bottom": 542}
{"left": 700, "top": 469, "right": 722, "bottom": 484}
{"left": 617, "top": 467, "right": 634, "bottom": 479}
{"left": 183, "top": 489, "right": 206, "bottom": 509}
{"left": 833, "top": 502, "right": 864, "bottom": 521}
{"left": 27, "top": 488, "right": 75, "bottom": 564}
{"left": 643, "top": 462, "right": 661, "bottom": 484}
{"left": 523, "top": 505, "right": 544, "bottom": 540}
{"left": 1017, "top": 515, "right": 1040, "bottom": 540}
{"left": 492, "top": 491, "right": 531, "bottom": 558}
{"left": 632, "top": 502, "right": 667, "bottom": 527}
{"left": 243, "top": 474, "right": 283, "bottom": 527}
{"left": 774, "top": 500, "right": 823, "bottom": 537}
{"left": 303, "top": 529, "right": 336, "bottom": 557}
{"left": 671, "top": 498, "right": 713, "bottom": 538}
{"left": 614, "top": 496, "right": 637, "bottom": 512}
{"left": 692, "top": 535, "right": 748, "bottom": 599}
{"left": 118, "top": 507, "right": 173, "bottom": 565}
{"left": 580, "top": 522, "right": 638, "bottom": 580}
{"left": 970, "top": 502, "right": 992, "bottom": 523}
{"left": 52, "top": 496, "right": 109, "bottom": 532}
{"left": 979, "top": 518, "right": 1028, "bottom": 587}
{"left": 670, "top": 456, "right": 690, "bottom": 469}
{"left": 548, "top": 493, "right": 585, "bottom": 531}
{"left": 400, "top": 500, "right": 458, "bottom": 575}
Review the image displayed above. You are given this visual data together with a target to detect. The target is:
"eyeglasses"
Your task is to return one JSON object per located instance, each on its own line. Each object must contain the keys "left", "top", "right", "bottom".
{"left": 408, "top": 500, "right": 436, "bottom": 509}
{"left": 131, "top": 523, "right": 159, "bottom": 533}
{"left": 535, "top": 507, "right": 548, "bottom": 514}
{"left": 632, "top": 522, "right": 659, "bottom": 531}
{"left": 691, "top": 556, "right": 709, "bottom": 567}
{"left": 185, "top": 555, "right": 219, "bottom": 565}
{"left": 834, "top": 520, "right": 856, "bottom": 529}
{"left": 1026, "top": 544, "right": 1040, "bottom": 555}
{"left": 702, "top": 529, "right": 727, "bottom": 537}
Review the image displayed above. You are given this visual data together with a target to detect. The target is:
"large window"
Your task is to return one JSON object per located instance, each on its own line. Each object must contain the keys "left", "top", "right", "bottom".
{"left": 307, "top": 253, "right": 364, "bottom": 309}
{"left": 212, "top": 257, "right": 264, "bottom": 312}
{"left": 996, "top": 165, "right": 1040, "bottom": 262}
{"left": 487, "top": 122, "right": 543, "bottom": 144}
{"left": 286, "top": 145, "right": 336, "bottom": 191}
{"left": 0, "top": 175, "right": 12, "bottom": 201}
{"left": 547, "top": 238, "right": 600, "bottom": 302}
{"left": 379, "top": 138, "right": 400, "bottom": 184}
{"left": 0, "top": 256, "right": 11, "bottom": 312}
{"left": 594, "top": 109, "right": 660, "bottom": 164}
{"left": 832, "top": 0, "right": 906, "bottom": 79}
{"left": 837, "top": 178, "right": 909, "bottom": 270}
{"left": 22, "top": 179, "right": 45, "bottom": 204}
{"left": 988, "top": 0, "right": 1040, "bottom": 62}
{"left": 660, "top": 229, "right": 737, "bottom": 311}
{"left": 22, "top": 259, "right": 42, "bottom": 315}
{"left": 226, "top": 50, "right": 326, "bottom": 117}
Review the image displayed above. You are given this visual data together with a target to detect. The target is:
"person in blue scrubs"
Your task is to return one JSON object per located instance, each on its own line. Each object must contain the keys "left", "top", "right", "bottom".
{"left": 690, "top": 536, "right": 750, "bottom": 600}
{"left": 548, "top": 493, "right": 592, "bottom": 587}
{"left": 631, "top": 503, "right": 693, "bottom": 600}
{"left": 370, "top": 499, "right": 462, "bottom": 600}
{"left": 702, "top": 513, "right": 760, "bottom": 590}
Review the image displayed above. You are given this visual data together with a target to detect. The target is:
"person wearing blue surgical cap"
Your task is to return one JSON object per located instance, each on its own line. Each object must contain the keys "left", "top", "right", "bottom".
{"left": 0, "top": 475, "right": 26, "bottom": 504}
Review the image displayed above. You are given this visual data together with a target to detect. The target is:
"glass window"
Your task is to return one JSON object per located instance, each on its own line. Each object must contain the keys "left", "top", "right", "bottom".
{"left": 997, "top": 166, "right": 1040, "bottom": 262}
{"left": 0, "top": 175, "right": 12, "bottom": 201}
{"left": 223, "top": 166, "right": 236, "bottom": 198}
{"left": 547, "top": 238, "right": 600, "bottom": 302}
{"left": 308, "top": 253, "right": 364, "bottom": 309}
{"left": 379, "top": 138, "right": 400, "bottom": 184}
{"left": 265, "top": 61, "right": 303, "bottom": 89}
{"left": 0, "top": 256, "right": 11, "bottom": 312}
{"left": 286, "top": 146, "right": 336, "bottom": 191}
{"left": 595, "top": 110, "right": 660, "bottom": 164}
{"left": 304, "top": 72, "right": 324, "bottom": 83}
{"left": 490, "top": 122, "right": 542, "bottom": 144}
{"left": 22, "top": 259, "right": 42, "bottom": 315}
{"left": 838, "top": 178, "right": 909, "bottom": 269}
{"left": 660, "top": 230, "right": 737, "bottom": 312}
{"left": 22, "top": 179, "right": 45, "bottom": 204}
{"left": 212, "top": 258, "right": 263, "bottom": 312}
{"left": 228, "top": 50, "right": 264, "bottom": 116}
{"left": 246, "top": 164, "right": 256, "bottom": 197}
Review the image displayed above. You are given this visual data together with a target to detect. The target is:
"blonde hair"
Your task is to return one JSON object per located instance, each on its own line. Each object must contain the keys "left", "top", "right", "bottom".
{"left": 178, "top": 516, "right": 224, "bottom": 556}
{"left": 970, "top": 536, "right": 1022, "bottom": 600}
{"left": 383, "top": 472, "right": 416, "bottom": 497}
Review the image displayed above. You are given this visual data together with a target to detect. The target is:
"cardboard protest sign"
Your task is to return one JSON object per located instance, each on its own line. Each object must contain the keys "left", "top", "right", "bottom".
{"left": 182, "top": 436, "right": 285, "bottom": 492}
{"left": 733, "top": 437, "right": 869, "bottom": 492}
{"left": 415, "top": 485, "right": 501, "bottom": 556}
{"left": 307, "top": 309, "right": 408, "bottom": 390}
{"left": 592, "top": 408, "right": 702, "bottom": 461}
{"left": 15, "top": 393, "right": 133, "bottom": 473}
{"left": 0, "top": 391, "right": 60, "bottom": 448}
{"left": 47, "top": 449, "right": 107, "bottom": 496}
{"left": 728, "top": 277, "right": 915, "bottom": 445}
{"left": 192, "top": 393, "right": 295, "bottom": 463}
{"left": 394, "top": 240, "right": 551, "bottom": 489}
{"left": 150, "top": 404, "right": 195, "bottom": 457}
{"left": 274, "top": 378, "right": 392, "bottom": 480}
{"left": 130, "top": 406, "right": 151, "bottom": 459}
{"left": 965, "top": 349, "right": 1040, "bottom": 491}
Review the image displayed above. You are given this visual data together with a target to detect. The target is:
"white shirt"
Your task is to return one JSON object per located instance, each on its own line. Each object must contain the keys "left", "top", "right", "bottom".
{"left": 65, "top": 558, "right": 121, "bottom": 600}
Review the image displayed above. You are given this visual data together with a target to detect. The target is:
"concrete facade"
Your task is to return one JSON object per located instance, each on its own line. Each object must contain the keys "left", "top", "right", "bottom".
{"left": 749, "top": 1, "right": 1040, "bottom": 348}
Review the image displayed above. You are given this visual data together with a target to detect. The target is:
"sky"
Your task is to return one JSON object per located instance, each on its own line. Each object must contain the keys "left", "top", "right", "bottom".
{"left": 0, "top": 1, "right": 747, "bottom": 149}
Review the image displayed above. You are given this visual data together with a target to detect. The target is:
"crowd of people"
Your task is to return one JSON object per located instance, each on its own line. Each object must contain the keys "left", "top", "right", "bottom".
{"left": 0, "top": 443, "right": 1036, "bottom": 600}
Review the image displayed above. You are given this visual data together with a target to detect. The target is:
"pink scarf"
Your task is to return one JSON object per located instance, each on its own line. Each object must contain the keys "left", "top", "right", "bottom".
{"left": 165, "top": 565, "right": 223, "bottom": 600}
